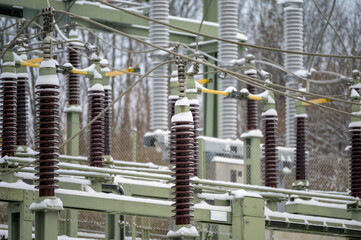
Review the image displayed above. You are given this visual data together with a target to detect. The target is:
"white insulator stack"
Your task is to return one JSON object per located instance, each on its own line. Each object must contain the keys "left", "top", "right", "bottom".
{"left": 149, "top": 0, "right": 169, "bottom": 131}
{"left": 283, "top": 0, "right": 304, "bottom": 147}
{"left": 218, "top": 0, "right": 238, "bottom": 139}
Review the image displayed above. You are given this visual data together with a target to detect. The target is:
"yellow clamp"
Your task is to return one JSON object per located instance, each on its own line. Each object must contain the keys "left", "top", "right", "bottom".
{"left": 302, "top": 98, "right": 331, "bottom": 106}
{"left": 105, "top": 68, "right": 135, "bottom": 77}
{"left": 201, "top": 88, "right": 229, "bottom": 96}
{"left": 248, "top": 95, "right": 263, "bottom": 101}
{"left": 196, "top": 79, "right": 209, "bottom": 84}
{"left": 72, "top": 69, "right": 88, "bottom": 75}
{"left": 20, "top": 62, "right": 40, "bottom": 68}
{"left": 25, "top": 57, "right": 44, "bottom": 64}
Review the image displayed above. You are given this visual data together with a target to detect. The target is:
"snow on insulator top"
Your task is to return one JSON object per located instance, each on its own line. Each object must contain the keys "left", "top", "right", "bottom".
{"left": 101, "top": 67, "right": 110, "bottom": 72}
{"left": 349, "top": 121, "right": 361, "bottom": 128}
{"left": 0, "top": 72, "right": 17, "bottom": 78}
{"left": 90, "top": 53, "right": 100, "bottom": 61}
{"left": 41, "top": 59, "right": 56, "bottom": 68}
{"left": 93, "top": 69, "right": 102, "bottom": 79}
{"left": 89, "top": 83, "right": 104, "bottom": 92}
{"left": 295, "top": 113, "right": 308, "bottom": 118}
{"left": 267, "top": 95, "right": 275, "bottom": 104}
{"left": 168, "top": 95, "right": 178, "bottom": 99}
{"left": 189, "top": 99, "right": 199, "bottom": 105}
{"left": 35, "top": 74, "right": 59, "bottom": 86}
{"left": 82, "top": 64, "right": 95, "bottom": 72}
{"left": 175, "top": 97, "right": 190, "bottom": 106}
{"left": 17, "top": 73, "right": 28, "bottom": 78}
{"left": 167, "top": 226, "right": 199, "bottom": 237}
{"left": 237, "top": 32, "right": 248, "bottom": 41}
{"left": 239, "top": 88, "right": 249, "bottom": 94}
{"left": 244, "top": 69, "right": 257, "bottom": 75}
{"left": 230, "top": 58, "right": 245, "bottom": 66}
{"left": 240, "top": 129, "right": 263, "bottom": 138}
{"left": 352, "top": 69, "right": 360, "bottom": 74}
{"left": 69, "top": 29, "right": 78, "bottom": 38}
{"left": 103, "top": 85, "right": 111, "bottom": 90}
{"left": 256, "top": 90, "right": 269, "bottom": 98}
{"left": 63, "top": 62, "right": 73, "bottom": 68}
{"left": 223, "top": 86, "right": 236, "bottom": 93}
{"left": 350, "top": 83, "right": 361, "bottom": 90}
{"left": 262, "top": 108, "right": 278, "bottom": 117}
{"left": 351, "top": 89, "right": 360, "bottom": 98}
{"left": 100, "top": 58, "right": 108, "bottom": 66}
{"left": 30, "top": 197, "right": 63, "bottom": 211}
{"left": 64, "top": 105, "right": 82, "bottom": 113}
{"left": 171, "top": 111, "right": 193, "bottom": 123}
{"left": 295, "top": 69, "right": 309, "bottom": 78}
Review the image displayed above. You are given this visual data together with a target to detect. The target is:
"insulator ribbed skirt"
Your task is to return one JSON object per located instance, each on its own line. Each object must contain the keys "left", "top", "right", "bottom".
{"left": 1, "top": 76, "right": 17, "bottom": 157}
{"left": 35, "top": 84, "right": 60, "bottom": 197}
{"left": 16, "top": 76, "right": 28, "bottom": 146}
{"left": 88, "top": 89, "right": 105, "bottom": 167}
{"left": 247, "top": 84, "right": 258, "bottom": 130}
{"left": 170, "top": 120, "right": 194, "bottom": 225}
{"left": 263, "top": 114, "right": 278, "bottom": 187}
{"left": 350, "top": 126, "right": 361, "bottom": 197}
{"left": 104, "top": 88, "right": 112, "bottom": 156}
{"left": 190, "top": 103, "right": 200, "bottom": 176}
{"left": 295, "top": 116, "right": 306, "bottom": 180}
{"left": 68, "top": 45, "right": 80, "bottom": 105}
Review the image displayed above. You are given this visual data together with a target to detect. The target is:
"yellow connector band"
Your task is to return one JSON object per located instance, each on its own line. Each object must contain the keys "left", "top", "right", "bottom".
{"left": 72, "top": 69, "right": 88, "bottom": 75}
{"left": 25, "top": 57, "right": 44, "bottom": 64}
{"left": 196, "top": 79, "right": 209, "bottom": 84}
{"left": 201, "top": 88, "right": 229, "bottom": 96}
{"left": 302, "top": 98, "right": 331, "bottom": 106}
{"left": 20, "top": 62, "right": 40, "bottom": 68}
{"left": 248, "top": 95, "right": 263, "bottom": 101}
{"left": 105, "top": 68, "right": 135, "bottom": 77}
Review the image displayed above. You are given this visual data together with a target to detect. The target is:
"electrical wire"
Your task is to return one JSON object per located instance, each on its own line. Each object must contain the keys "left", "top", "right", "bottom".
{"left": 54, "top": 0, "right": 78, "bottom": 25}
{"left": 308, "top": 0, "right": 337, "bottom": 71}
{"left": 311, "top": 0, "right": 348, "bottom": 57}
{"left": 196, "top": 0, "right": 213, "bottom": 52}
{"left": 95, "top": 0, "right": 361, "bottom": 60}
{"left": 0, "top": 22, "right": 17, "bottom": 31}
{"left": 0, "top": 60, "right": 173, "bottom": 177}
{"left": 53, "top": 10, "right": 361, "bottom": 110}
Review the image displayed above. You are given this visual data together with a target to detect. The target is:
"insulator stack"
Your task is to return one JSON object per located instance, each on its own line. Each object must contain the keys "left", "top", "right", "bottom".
{"left": 170, "top": 120, "right": 195, "bottom": 225}
{"left": 88, "top": 84, "right": 105, "bottom": 167}
{"left": 35, "top": 75, "right": 60, "bottom": 197}
{"left": 263, "top": 114, "right": 278, "bottom": 187}
{"left": 169, "top": 97, "right": 177, "bottom": 121}
{"left": 104, "top": 86, "right": 112, "bottom": 156}
{"left": 16, "top": 74, "right": 28, "bottom": 146}
{"left": 190, "top": 101, "right": 200, "bottom": 177}
{"left": 0, "top": 73, "right": 17, "bottom": 157}
{"left": 295, "top": 116, "right": 306, "bottom": 180}
{"left": 67, "top": 44, "right": 80, "bottom": 105}
{"left": 350, "top": 126, "right": 361, "bottom": 197}
{"left": 245, "top": 68, "right": 258, "bottom": 131}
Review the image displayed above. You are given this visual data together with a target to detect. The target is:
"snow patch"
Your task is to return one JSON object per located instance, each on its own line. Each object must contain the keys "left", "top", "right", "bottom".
{"left": 223, "top": 86, "right": 236, "bottom": 93}
{"left": 262, "top": 108, "right": 277, "bottom": 117}
{"left": 0, "top": 72, "right": 17, "bottom": 79}
{"left": 351, "top": 89, "right": 360, "bottom": 98}
{"left": 17, "top": 73, "right": 28, "bottom": 78}
{"left": 89, "top": 83, "right": 104, "bottom": 91}
{"left": 64, "top": 105, "right": 82, "bottom": 113}
{"left": 171, "top": 111, "right": 193, "bottom": 123}
{"left": 35, "top": 74, "right": 59, "bottom": 86}
{"left": 40, "top": 59, "right": 56, "bottom": 68}
{"left": 244, "top": 69, "right": 257, "bottom": 75}
{"left": 240, "top": 129, "right": 263, "bottom": 138}
{"left": 175, "top": 97, "right": 190, "bottom": 106}
{"left": 232, "top": 189, "right": 262, "bottom": 199}
{"left": 167, "top": 226, "right": 199, "bottom": 237}
{"left": 295, "top": 114, "right": 308, "bottom": 118}
{"left": 212, "top": 156, "right": 244, "bottom": 165}
{"left": 29, "top": 198, "right": 63, "bottom": 211}
{"left": 349, "top": 121, "right": 361, "bottom": 128}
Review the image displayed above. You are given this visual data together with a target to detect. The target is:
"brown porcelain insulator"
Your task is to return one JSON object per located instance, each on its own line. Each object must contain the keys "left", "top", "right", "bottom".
{"left": 35, "top": 82, "right": 60, "bottom": 197}
{"left": 263, "top": 114, "right": 278, "bottom": 187}
{"left": 169, "top": 96, "right": 177, "bottom": 165}
{"left": 1, "top": 75, "right": 17, "bottom": 157}
{"left": 246, "top": 75, "right": 258, "bottom": 130}
{"left": 88, "top": 88, "right": 105, "bottom": 167}
{"left": 16, "top": 75, "right": 28, "bottom": 146}
{"left": 295, "top": 116, "right": 307, "bottom": 180}
{"left": 190, "top": 102, "right": 200, "bottom": 177}
{"left": 104, "top": 87, "right": 112, "bottom": 156}
{"left": 67, "top": 44, "right": 80, "bottom": 105}
{"left": 170, "top": 120, "right": 194, "bottom": 225}
{"left": 350, "top": 126, "right": 361, "bottom": 197}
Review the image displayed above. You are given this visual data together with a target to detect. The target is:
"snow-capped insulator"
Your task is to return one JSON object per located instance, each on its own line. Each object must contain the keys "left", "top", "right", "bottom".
{"left": 88, "top": 84, "right": 105, "bottom": 167}
{"left": 263, "top": 112, "right": 278, "bottom": 187}
{"left": 35, "top": 58, "right": 60, "bottom": 197}
{"left": 103, "top": 85, "right": 112, "bottom": 156}
{"left": 67, "top": 36, "right": 80, "bottom": 105}
{"left": 0, "top": 50, "right": 17, "bottom": 157}
{"left": 245, "top": 56, "right": 259, "bottom": 131}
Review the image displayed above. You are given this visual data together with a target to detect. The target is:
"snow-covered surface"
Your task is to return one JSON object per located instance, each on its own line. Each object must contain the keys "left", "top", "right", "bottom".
{"left": 41, "top": 59, "right": 56, "bottom": 68}
{"left": 114, "top": 176, "right": 171, "bottom": 188}
{"left": 103, "top": 85, "right": 111, "bottom": 90}
{"left": 175, "top": 97, "right": 190, "bottom": 106}
{"left": 232, "top": 189, "right": 262, "bottom": 199}
{"left": 171, "top": 111, "right": 193, "bottom": 122}
{"left": 237, "top": 32, "right": 248, "bottom": 41}
{"left": 89, "top": 83, "right": 104, "bottom": 91}
{"left": 0, "top": 72, "right": 17, "bottom": 78}
{"left": 349, "top": 121, "right": 361, "bottom": 128}
{"left": 0, "top": 179, "right": 36, "bottom": 190}
{"left": 294, "top": 69, "right": 309, "bottom": 77}
{"left": 189, "top": 99, "right": 199, "bottom": 105}
{"left": 197, "top": 192, "right": 234, "bottom": 201}
{"left": 244, "top": 69, "right": 257, "bottom": 75}
{"left": 277, "top": 0, "right": 303, "bottom": 4}
{"left": 29, "top": 198, "right": 63, "bottom": 211}
{"left": 295, "top": 113, "right": 308, "bottom": 118}
{"left": 350, "top": 89, "right": 360, "bottom": 97}
{"left": 35, "top": 74, "right": 59, "bottom": 86}
{"left": 93, "top": 69, "right": 102, "bottom": 79}
{"left": 58, "top": 236, "right": 94, "bottom": 240}
{"left": 223, "top": 86, "right": 236, "bottom": 93}
{"left": 286, "top": 198, "right": 347, "bottom": 209}
{"left": 63, "top": 62, "right": 73, "bottom": 68}
{"left": 194, "top": 200, "right": 231, "bottom": 212}
{"left": 262, "top": 108, "right": 278, "bottom": 117}
{"left": 68, "top": 29, "right": 78, "bottom": 39}
{"left": 240, "top": 129, "right": 263, "bottom": 138}
{"left": 212, "top": 156, "right": 244, "bottom": 165}
{"left": 64, "top": 105, "right": 82, "bottom": 113}
{"left": 267, "top": 95, "right": 275, "bottom": 104}
{"left": 239, "top": 88, "right": 249, "bottom": 94}
{"left": 167, "top": 226, "right": 199, "bottom": 237}
{"left": 17, "top": 73, "right": 28, "bottom": 78}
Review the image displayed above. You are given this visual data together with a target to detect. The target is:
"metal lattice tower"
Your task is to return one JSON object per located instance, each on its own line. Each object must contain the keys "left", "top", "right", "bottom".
{"left": 218, "top": 0, "right": 238, "bottom": 139}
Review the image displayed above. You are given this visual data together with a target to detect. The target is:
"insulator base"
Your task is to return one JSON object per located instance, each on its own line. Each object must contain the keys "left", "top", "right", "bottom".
{"left": 295, "top": 116, "right": 307, "bottom": 181}
{"left": 350, "top": 126, "right": 361, "bottom": 198}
